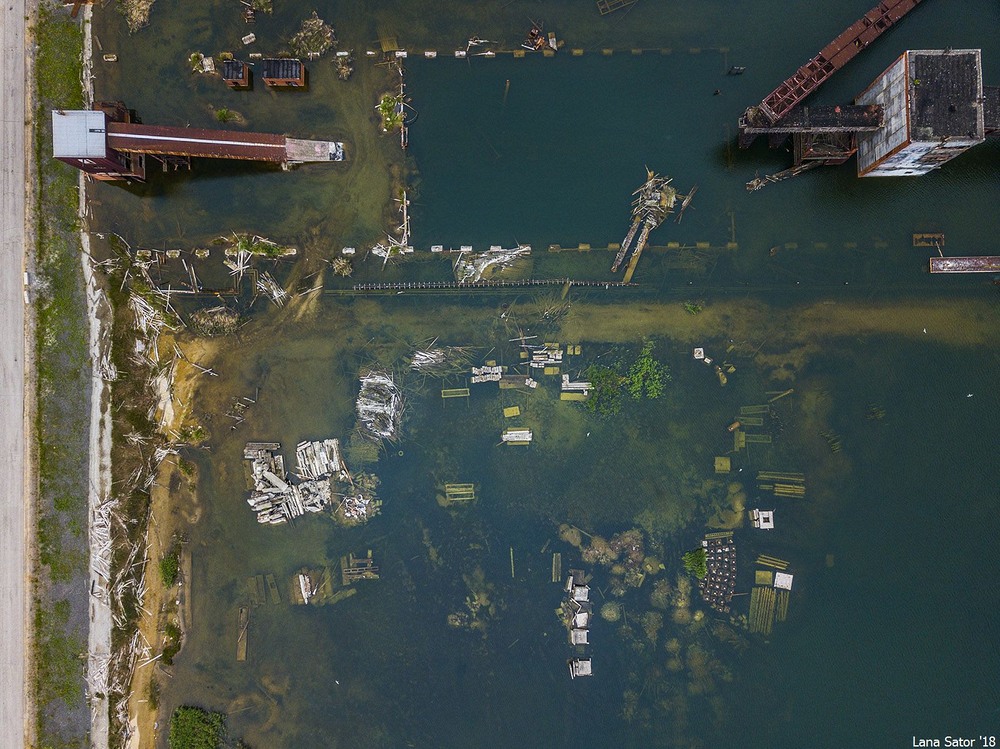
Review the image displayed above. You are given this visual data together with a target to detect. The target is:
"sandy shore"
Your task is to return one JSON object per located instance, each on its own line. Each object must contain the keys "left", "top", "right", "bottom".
{"left": 125, "top": 335, "right": 217, "bottom": 749}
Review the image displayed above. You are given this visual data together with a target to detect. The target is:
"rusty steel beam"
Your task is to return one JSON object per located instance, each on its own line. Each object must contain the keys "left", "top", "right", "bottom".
{"left": 754, "top": 0, "right": 925, "bottom": 125}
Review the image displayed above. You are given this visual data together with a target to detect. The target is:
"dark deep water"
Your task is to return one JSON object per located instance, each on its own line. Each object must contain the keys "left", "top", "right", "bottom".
{"left": 85, "top": 0, "right": 1000, "bottom": 746}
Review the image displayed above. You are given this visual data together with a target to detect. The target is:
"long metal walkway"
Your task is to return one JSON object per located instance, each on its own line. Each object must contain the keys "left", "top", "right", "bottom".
{"left": 351, "top": 278, "right": 637, "bottom": 292}
{"left": 106, "top": 123, "right": 344, "bottom": 164}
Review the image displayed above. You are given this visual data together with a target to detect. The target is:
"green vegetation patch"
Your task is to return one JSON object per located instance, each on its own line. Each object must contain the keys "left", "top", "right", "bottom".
{"left": 169, "top": 706, "right": 226, "bottom": 749}
{"left": 159, "top": 546, "right": 180, "bottom": 587}
{"left": 626, "top": 340, "right": 669, "bottom": 399}
{"left": 32, "top": 6, "right": 91, "bottom": 746}
{"left": 585, "top": 340, "right": 671, "bottom": 415}
{"left": 377, "top": 93, "right": 405, "bottom": 132}
{"left": 682, "top": 548, "right": 707, "bottom": 579}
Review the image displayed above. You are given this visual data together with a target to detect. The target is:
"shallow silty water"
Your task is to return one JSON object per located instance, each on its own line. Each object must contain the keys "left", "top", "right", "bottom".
{"left": 82, "top": 1, "right": 1000, "bottom": 747}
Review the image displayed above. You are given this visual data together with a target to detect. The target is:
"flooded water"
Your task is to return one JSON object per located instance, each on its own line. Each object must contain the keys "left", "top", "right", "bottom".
{"left": 85, "top": 0, "right": 1000, "bottom": 747}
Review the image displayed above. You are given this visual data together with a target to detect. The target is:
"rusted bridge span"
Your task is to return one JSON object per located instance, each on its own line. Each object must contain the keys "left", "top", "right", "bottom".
{"left": 53, "top": 101, "right": 345, "bottom": 182}
{"left": 742, "top": 0, "right": 924, "bottom": 135}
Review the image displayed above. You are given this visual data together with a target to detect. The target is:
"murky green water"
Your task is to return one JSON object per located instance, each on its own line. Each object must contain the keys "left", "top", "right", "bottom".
{"left": 85, "top": 1, "right": 1000, "bottom": 747}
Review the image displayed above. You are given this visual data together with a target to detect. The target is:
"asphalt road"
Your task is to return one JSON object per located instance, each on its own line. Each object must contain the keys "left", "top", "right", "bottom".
{"left": 0, "top": 0, "right": 28, "bottom": 742}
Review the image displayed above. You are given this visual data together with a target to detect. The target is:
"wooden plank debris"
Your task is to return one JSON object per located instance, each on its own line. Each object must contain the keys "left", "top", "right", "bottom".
{"left": 758, "top": 471, "right": 805, "bottom": 497}
{"left": 444, "top": 483, "right": 476, "bottom": 504}
{"left": 755, "top": 554, "right": 789, "bottom": 570}
{"left": 749, "top": 585, "right": 776, "bottom": 635}
{"left": 265, "top": 574, "right": 281, "bottom": 604}
{"left": 246, "top": 576, "right": 264, "bottom": 606}
{"left": 596, "top": 0, "right": 638, "bottom": 17}
{"left": 912, "top": 233, "right": 944, "bottom": 247}
{"left": 236, "top": 606, "right": 249, "bottom": 661}
{"left": 776, "top": 589, "right": 790, "bottom": 621}
{"left": 341, "top": 550, "right": 379, "bottom": 585}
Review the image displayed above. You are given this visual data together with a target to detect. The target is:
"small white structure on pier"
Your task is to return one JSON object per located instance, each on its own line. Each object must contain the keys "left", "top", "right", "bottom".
{"left": 569, "top": 658, "right": 593, "bottom": 679}
{"left": 501, "top": 428, "right": 532, "bottom": 444}
{"left": 751, "top": 509, "right": 775, "bottom": 530}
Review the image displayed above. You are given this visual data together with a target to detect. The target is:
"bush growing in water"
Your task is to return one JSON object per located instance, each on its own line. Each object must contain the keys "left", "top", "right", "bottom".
{"left": 584, "top": 364, "right": 625, "bottom": 415}
{"left": 626, "top": 340, "right": 670, "bottom": 400}
{"left": 161, "top": 622, "right": 182, "bottom": 665}
{"left": 159, "top": 548, "right": 179, "bottom": 587}
{"left": 377, "top": 93, "right": 405, "bottom": 131}
{"left": 584, "top": 340, "right": 670, "bottom": 415}
{"left": 169, "top": 706, "right": 225, "bottom": 749}
{"left": 682, "top": 548, "right": 707, "bottom": 579}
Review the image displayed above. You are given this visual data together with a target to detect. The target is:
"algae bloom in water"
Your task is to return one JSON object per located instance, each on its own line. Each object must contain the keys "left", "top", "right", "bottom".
{"left": 600, "top": 601, "right": 622, "bottom": 622}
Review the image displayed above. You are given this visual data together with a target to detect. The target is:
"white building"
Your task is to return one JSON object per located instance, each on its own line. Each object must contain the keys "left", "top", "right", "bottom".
{"left": 856, "top": 50, "right": 984, "bottom": 177}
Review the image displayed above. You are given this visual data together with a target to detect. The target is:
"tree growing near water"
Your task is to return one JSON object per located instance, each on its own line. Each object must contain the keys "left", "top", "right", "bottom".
{"left": 682, "top": 547, "right": 708, "bottom": 579}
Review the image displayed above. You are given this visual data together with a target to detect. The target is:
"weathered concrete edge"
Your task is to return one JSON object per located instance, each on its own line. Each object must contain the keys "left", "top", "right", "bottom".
{"left": 79, "top": 5, "right": 113, "bottom": 748}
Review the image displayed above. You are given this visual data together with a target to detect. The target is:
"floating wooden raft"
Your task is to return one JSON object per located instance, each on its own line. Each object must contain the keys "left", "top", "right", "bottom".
{"left": 776, "top": 589, "right": 790, "bottom": 622}
{"left": 444, "top": 483, "right": 476, "bottom": 503}
{"left": 705, "top": 531, "right": 734, "bottom": 541}
{"left": 912, "top": 233, "right": 944, "bottom": 247}
{"left": 755, "top": 569, "right": 774, "bottom": 585}
{"left": 745, "top": 434, "right": 772, "bottom": 444}
{"left": 740, "top": 405, "right": 770, "bottom": 416}
{"left": 755, "top": 554, "right": 789, "bottom": 570}
{"left": 552, "top": 552, "right": 562, "bottom": 583}
{"left": 597, "top": 0, "right": 638, "bottom": 15}
{"left": 441, "top": 388, "right": 470, "bottom": 399}
{"left": 758, "top": 471, "right": 805, "bottom": 497}
{"left": 733, "top": 430, "right": 746, "bottom": 451}
{"left": 749, "top": 585, "right": 776, "bottom": 635}
{"left": 740, "top": 416, "right": 764, "bottom": 427}
{"left": 757, "top": 471, "right": 804, "bottom": 482}
{"left": 236, "top": 606, "right": 249, "bottom": 661}
{"left": 772, "top": 483, "right": 804, "bottom": 497}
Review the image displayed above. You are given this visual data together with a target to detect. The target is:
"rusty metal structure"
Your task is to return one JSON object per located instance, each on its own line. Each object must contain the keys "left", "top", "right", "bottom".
{"left": 738, "top": 0, "right": 926, "bottom": 175}
{"left": 53, "top": 101, "right": 345, "bottom": 182}
{"left": 737, "top": 0, "right": 941, "bottom": 188}
{"left": 747, "top": 0, "right": 924, "bottom": 129}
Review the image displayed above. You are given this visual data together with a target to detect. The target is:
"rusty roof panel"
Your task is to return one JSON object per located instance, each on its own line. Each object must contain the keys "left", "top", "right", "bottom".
{"left": 107, "top": 122, "right": 286, "bottom": 162}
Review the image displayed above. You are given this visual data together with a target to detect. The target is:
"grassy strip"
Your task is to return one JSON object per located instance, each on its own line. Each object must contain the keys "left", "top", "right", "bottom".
{"left": 32, "top": 4, "right": 91, "bottom": 746}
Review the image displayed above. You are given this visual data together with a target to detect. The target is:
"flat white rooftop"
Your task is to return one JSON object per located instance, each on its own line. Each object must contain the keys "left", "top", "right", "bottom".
{"left": 52, "top": 109, "right": 107, "bottom": 158}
